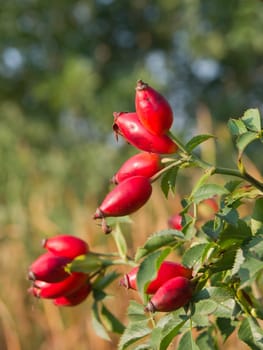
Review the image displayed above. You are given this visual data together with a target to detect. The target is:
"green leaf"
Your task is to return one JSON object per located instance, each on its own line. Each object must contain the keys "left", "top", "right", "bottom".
{"left": 236, "top": 131, "right": 258, "bottom": 156}
{"left": 216, "top": 318, "right": 237, "bottom": 342}
{"left": 196, "top": 330, "right": 217, "bottom": 350}
{"left": 137, "top": 249, "right": 171, "bottom": 301}
{"left": 217, "top": 206, "right": 239, "bottom": 226}
{"left": 118, "top": 321, "right": 151, "bottom": 350}
{"left": 153, "top": 311, "right": 188, "bottom": 350}
{"left": 135, "top": 229, "right": 185, "bottom": 261}
{"left": 213, "top": 299, "right": 237, "bottom": 318}
{"left": 92, "top": 289, "right": 107, "bottom": 302}
{"left": 92, "top": 271, "right": 120, "bottom": 290}
{"left": 101, "top": 304, "right": 125, "bottom": 334}
{"left": 191, "top": 184, "right": 227, "bottom": 204}
{"left": 182, "top": 243, "right": 209, "bottom": 269}
{"left": 132, "top": 345, "right": 152, "bottom": 350}
{"left": 251, "top": 198, "right": 263, "bottom": 234}
{"left": 127, "top": 301, "right": 148, "bottom": 323}
{"left": 217, "top": 220, "right": 252, "bottom": 250}
{"left": 193, "top": 287, "right": 236, "bottom": 319}
{"left": 193, "top": 286, "right": 234, "bottom": 303}
{"left": 224, "top": 180, "right": 243, "bottom": 192}
{"left": 191, "top": 299, "right": 216, "bottom": 328}
{"left": 69, "top": 253, "right": 103, "bottom": 273}
{"left": 210, "top": 247, "right": 238, "bottom": 273}
{"left": 231, "top": 248, "right": 245, "bottom": 276}
{"left": 245, "top": 234, "right": 263, "bottom": 259}
{"left": 186, "top": 134, "right": 215, "bottom": 152}
{"left": 91, "top": 303, "right": 111, "bottom": 341}
{"left": 239, "top": 255, "right": 263, "bottom": 287}
{"left": 177, "top": 331, "right": 200, "bottom": 350}
{"left": 161, "top": 166, "right": 178, "bottom": 198}
{"left": 201, "top": 219, "right": 222, "bottom": 240}
{"left": 228, "top": 118, "right": 247, "bottom": 136}
{"left": 242, "top": 108, "right": 261, "bottom": 132}
{"left": 238, "top": 317, "right": 263, "bottom": 350}
{"left": 194, "top": 299, "right": 218, "bottom": 315}
{"left": 113, "top": 223, "right": 128, "bottom": 260}
{"left": 159, "top": 321, "right": 186, "bottom": 350}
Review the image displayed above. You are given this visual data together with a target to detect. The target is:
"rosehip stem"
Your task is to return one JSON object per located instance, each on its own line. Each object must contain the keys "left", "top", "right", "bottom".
{"left": 168, "top": 131, "right": 188, "bottom": 154}
{"left": 150, "top": 159, "right": 185, "bottom": 183}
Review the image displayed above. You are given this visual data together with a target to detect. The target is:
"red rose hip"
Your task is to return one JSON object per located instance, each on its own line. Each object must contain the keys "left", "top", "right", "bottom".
{"left": 120, "top": 261, "right": 192, "bottom": 294}
{"left": 112, "top": 152, "right": 163, "bottom": 184}
{"left": 30, "top": 272, "right": 88, "bottom": 299}
{"left": 145, "top": 276, "right": 192, "bottom": 312}
{"left": 168, "top": 214, "right": 183, "bottom": 230}
{"left": 93, "top": 176, "right": 152, "bottom": 219}
{"left": 53, "top": 282, "right": 92, "bottom": 307}
{"left": 28, "top": 252, "right": 71, "bottom": 283}
{"left": 113, "top": 112, "right": 177, "bottom": 154}
{"left": 135, "top": 80, "right": 173, "bottom": 135}
{"left": 43, "top": 234, "right": 89, "bottom": 259}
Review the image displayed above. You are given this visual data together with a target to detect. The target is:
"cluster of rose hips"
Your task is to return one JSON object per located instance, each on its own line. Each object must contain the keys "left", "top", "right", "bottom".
{"left": 28, "top": 235, "right": 91, "bottom": 306}
{"left": 93, "top": 80, "right": 178, "bottom": 233}
{"left": 120, "top": 260, "right": 193, "bottom": 312}
{"left": 28, "top": 81, "right": 195, "bottom": 313}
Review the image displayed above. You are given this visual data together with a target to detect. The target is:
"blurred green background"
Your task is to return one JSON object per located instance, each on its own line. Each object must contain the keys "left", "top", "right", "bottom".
{"left": 1, "top": 0, "right": 263, "bottom": 349}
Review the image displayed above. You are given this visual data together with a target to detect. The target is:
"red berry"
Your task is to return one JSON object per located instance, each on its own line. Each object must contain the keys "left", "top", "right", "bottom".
{"left": 112, "top": 152, "right": 163, "bottom": 184}
{"left": 120, "top": 261, "right": 192, "bottom": 294}
{"left": 145, "top": 276, "right": 192, "bottom": 312}
{"left": 28, "top": 252, "right": 71, "bottom": 283}
{"left": 93, "top": 176, "right": 152, "bottom": 219}
{"left": 53, "top": 282, "right": 92, "bottom": 307}
{"left": 135, "top": 80, "right": 173, "bottom": 135}
{"left": 113, "top": 112, "right": 177, "bottom": 154}
{"left": 168, "top": 214, "right": 183, "bottom": 230}
{"left": 198, "top": 197, "right": 219, "bottom": 219}
{"left": 43, "top": 234, "right": 89, "bottom": 259}
{"left": 30, "top": 272, "right": 88, "bottom": 299}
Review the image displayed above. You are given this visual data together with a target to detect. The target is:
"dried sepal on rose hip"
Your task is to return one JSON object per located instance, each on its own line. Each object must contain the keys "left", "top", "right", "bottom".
{"left": 145, "top": 276, "right": 193, "bottom": 313}
{"left": 93, "top": 176, "right": 152, "bottom": 227}
{"left": 42, "top": 234, "right": 89, "bottom": 259}
{"left": 112, "top": 152, "right": 163, "bottom": 184}
{"left": 120, "top": 261, "right": 192, "bottom": 294}
{"left": 113, "top": 112, "right": 177, "bottom": 154}
{"left": 135, "top": 80, "right": 173, "bottom": 136}
{"left": 28, "top": 252, "right": 71, "bottom": 283}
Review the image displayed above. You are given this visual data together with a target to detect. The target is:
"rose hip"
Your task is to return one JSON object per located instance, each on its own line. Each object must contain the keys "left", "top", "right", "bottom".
{"left": 145, "top": 276, "right": 192, "bottom": 312}
{"left": 113, "top": 112, "right": 177, "bottom": 154}
{"left": 112, "top": 152, "right": 163, "bottom": 184}
{"left": 120, "top": 261, "right": 192, "bottom": 294}
{"left": 30, "top": 272, "right": 88, "bottom": 299}
{"left": 53, "top": 282, "right": 92, "bottom": 307}
{"left": 93, "top": 176, "right": 152, "bottom": 219}
{"left": 28, "top": 252, "right": 71, "bottom": 283}
{"left": 135, "top": 80, "right": 173, "bottom": 135}
{"left": 43, "top": 234, "right": 89, "bottom": 259}
{"left": 168, "top": 214, "right": 183, "bottom": 230}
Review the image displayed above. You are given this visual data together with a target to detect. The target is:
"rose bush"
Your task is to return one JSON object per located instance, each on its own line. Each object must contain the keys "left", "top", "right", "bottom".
{"left": 28, "top": 81, "right": 263, "bottom": 350}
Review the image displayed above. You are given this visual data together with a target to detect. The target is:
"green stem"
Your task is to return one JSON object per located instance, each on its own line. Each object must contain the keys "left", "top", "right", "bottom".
{"left": 191, "top": 154, "right": 263, "bottom": 192}
{"left": 150, "top": 158, "right": 185, "bottom": 183}
{"left": 213, "top": 167, "right": 263, "bottom": 192}
{"left": 168, "top": 131, "right": 189, "bottom": 154}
